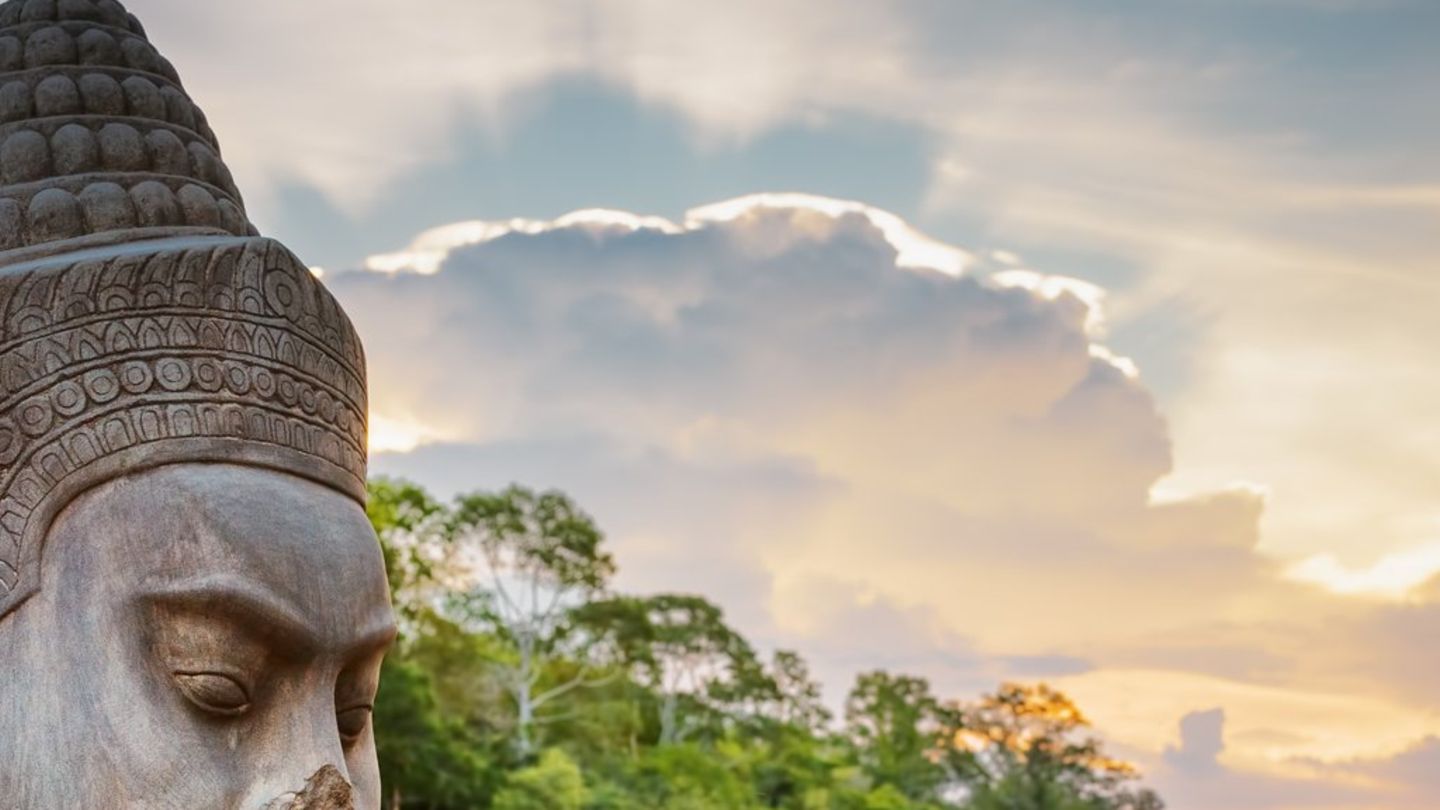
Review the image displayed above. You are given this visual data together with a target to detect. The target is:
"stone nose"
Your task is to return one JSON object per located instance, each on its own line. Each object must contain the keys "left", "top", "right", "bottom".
{"left": 239, "top": 696, "right": 355, "bottom": 810}
{"left": 261, "top": 765, "right": 355, "bottom": 810}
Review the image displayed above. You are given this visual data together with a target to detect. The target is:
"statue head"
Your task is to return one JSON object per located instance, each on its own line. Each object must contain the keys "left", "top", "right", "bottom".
{"left": 0, "top": 1, "right": 392, "bottom": 806}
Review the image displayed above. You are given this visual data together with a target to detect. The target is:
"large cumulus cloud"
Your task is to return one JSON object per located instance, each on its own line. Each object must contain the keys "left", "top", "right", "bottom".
{"left": 332, "top": 200, "right": 1230, "bottom": 664}
{"left": 328, "top": 197, "right": 1438, "bottom": 809}
{"left": 132, "top": 0, "right": 1440, "bottom": 619}
{"left": 346, "top": 199, "right": 1171, "bottom": 520}
{"left": 331, "top": 197, "right": 1245, "bottom": 581}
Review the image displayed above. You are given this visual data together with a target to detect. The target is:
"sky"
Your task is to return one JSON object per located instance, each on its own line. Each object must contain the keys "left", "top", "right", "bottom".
{"left": 129, "top": 1, "right": 1439, "bottom": 807}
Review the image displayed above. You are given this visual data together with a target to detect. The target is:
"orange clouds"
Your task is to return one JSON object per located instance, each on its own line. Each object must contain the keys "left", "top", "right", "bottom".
{"left": 323, "top": 197, "right": 1440, "bottom": 808}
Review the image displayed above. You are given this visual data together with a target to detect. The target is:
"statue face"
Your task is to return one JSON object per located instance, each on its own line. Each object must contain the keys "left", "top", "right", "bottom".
{"left": 0, "top": 464, "right": 395, "bottom": 809}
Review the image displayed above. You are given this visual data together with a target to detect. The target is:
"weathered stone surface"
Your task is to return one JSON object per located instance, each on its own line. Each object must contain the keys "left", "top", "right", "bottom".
{"left": 265, "top": 766, "right": 360, "bottom": 810}
{"left": 0, "top": 0, "right": 242, "bottom": 257}
{"left": 0, "top": 1, "right": 391, "bottom": 806}
{"left": 0, "top": 466, "right": 391, "bottom": 807}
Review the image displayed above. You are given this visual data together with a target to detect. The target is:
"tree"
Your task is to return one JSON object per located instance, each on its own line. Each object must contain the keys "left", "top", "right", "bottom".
{"left": 446, "top": 485, "right": 617, "bottom": 758}
{"left": 372, "top": 656, "right": 491, "bottom": 809}
{"left": 863, "top": 784, "right": 931, "bottom": 810}
{"left": 402, "top": 609, "right": 516, "bottom": 749}
{"left": 591, "top": 742, "right": 763, "bottom": 809}
{"left": 580, "top": 594, "right": 762, "bottom": 745}
{"left": 365, "top": 480, "right": 1169, "bottom": 810}
{"left": 948, "top": 684, "right": 1164, "bottom": 810}
{"left": 965, "top": 773, "right": 1104, "bottom": 810}
{"left": 845, "top": 672, "right": 956, "bottom": 801}
{"left": 768, "top": 650, "right": 833, "bottom": 734}
{"left": 367, "top": 477, "right": 451, "bottom": 625}
{"left": 492, "top": 749, "right": 587, "bottom": 810}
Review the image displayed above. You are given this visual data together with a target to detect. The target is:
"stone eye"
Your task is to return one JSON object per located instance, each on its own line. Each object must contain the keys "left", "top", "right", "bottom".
{"left": 175, "top": 672, "right": 251, "bottom": 717}
{"left": 336, "top": 706, "right": 372, "bottom": 745}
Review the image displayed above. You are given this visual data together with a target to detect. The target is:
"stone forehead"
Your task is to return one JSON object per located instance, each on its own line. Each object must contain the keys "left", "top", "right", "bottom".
{"left": 0, "top": 0, "right": 370, "bottom": 620}
{"left": 63, "top": 463, "right": 376, "bottom": 571}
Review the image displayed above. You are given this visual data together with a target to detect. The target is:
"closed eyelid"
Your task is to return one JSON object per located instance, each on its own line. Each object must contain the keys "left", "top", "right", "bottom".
{"left": 336, "top": 704, "right": 374, "bottom": 744}
{"left": 335, "top": 669, "right": 384, "bottom": 719}
{"left": 174, "top": 671, "right": 252, "bottom": 717}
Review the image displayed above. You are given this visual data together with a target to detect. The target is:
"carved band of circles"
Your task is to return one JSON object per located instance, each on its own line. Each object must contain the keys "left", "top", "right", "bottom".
{"left": 117, "top": 359, "right": 150, "bottom": 393}
{"left": 152, "top": 357, "right": 189, "bottom": 392}
{"left": 0, "top": 316, "right": 364, "bottom": 414}
{"left": 83, "top": 367, "right": 119, "bottom": 402}
{"left": 0, "top": 355, "right": 365, "bottom": 462}
{"left": 49, "top": 378, "right": 83, "bottom": 416}
{"left": 15, "top": 396, "right": 52, "bottom": 436}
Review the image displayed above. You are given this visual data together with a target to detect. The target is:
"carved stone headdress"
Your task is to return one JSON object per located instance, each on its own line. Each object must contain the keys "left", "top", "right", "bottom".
{"left": 0, "top": 0, "right": 368, "bottom": 617}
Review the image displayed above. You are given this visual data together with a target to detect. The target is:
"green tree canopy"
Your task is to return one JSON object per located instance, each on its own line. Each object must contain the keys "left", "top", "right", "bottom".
{"left": 846, "top": 671, "right": 957, "bottom": 801}
{"left": 493, "top": 749, "right": 587, "bottom": 810}
{"left": 447, "top": 485, "right": 618, "bottom": 758}
{"left": 367, "top": 479, "right": 1165, "bottom": 810}
{"left": 948, "top": 684, "right": 1165, "bottom": 810}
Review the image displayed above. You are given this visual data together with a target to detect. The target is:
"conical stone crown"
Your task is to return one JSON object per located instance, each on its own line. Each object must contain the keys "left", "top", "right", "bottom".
{"left": 0, "top": 0, "right": 366, "bottom": 619}
{"left": 0, "top": 0, "right": 252, "bottom": 262}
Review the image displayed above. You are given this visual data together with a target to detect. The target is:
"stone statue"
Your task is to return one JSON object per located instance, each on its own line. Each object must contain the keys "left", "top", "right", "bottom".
{"left": 0, "top": 1, "right": 393, "bottom": 807}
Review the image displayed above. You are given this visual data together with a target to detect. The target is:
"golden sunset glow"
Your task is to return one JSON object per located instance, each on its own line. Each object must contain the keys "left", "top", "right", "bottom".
{"left": 138, "top": 0, "right": 1440, "bottom": 805}
{"left": 367, "top": 414, "right": 442, "bottom": 455}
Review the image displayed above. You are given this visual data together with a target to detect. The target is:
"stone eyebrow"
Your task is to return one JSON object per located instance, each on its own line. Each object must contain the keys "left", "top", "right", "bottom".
{"left": 144, "top": 575, "right": 322, "bottom": 658}
{"left": 354, "top": 618, "right": 400, "bottom": 656}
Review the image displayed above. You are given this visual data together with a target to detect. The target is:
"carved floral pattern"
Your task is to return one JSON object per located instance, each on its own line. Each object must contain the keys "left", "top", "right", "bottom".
{"left": 0, "top": 236, "right": 369, "bottom": 603}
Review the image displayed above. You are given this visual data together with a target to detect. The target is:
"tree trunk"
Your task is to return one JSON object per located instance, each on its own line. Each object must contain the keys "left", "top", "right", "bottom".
{"left": 517, "top": 689, "right": 535, "bottom": 759}
{"left": 659, "top": 693, "right": 679, "bottom": 746}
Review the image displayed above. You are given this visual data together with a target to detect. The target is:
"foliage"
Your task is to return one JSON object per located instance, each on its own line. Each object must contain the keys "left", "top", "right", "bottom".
{"left": 492, "top": 749, "right": 587, "bottom": 810}
{"left": 949, "top": 684, "right": 1165, "bottom": 810}
{"left": 846, "top": 671, "right": 955, "bottom": 800}
{"left": 368, "top": 479, "right": 1164, "bottom": 810}
{"left": 367, "top": 477, "right": 450, "bottom": 624}
{"left": 769, "top": 650, "right": 834, "bottom": 734}
{"left": 372, "top": 656, "right": 492, "bottom": 809}
{"left": 449, "top": 486, "right": 616, "bottom": 759}
{"left": 577, "top": 594, "right": 763, "bottom": 745}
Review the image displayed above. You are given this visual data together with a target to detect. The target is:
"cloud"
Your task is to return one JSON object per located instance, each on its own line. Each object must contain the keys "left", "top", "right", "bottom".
{"left": 345, "top": 194, "right": 1181, "bottom": 624}
{"left": 770, "top": 578, "right": 998, "bottom": 706}
{"left": 1343, "top": 737, "right": 1440, "bottom": 799}
{"left": 372, "top": 434, "right": 834, "bottom": 633}
{"left": 1285, "top": 542, "right": 1440, "bottom": 599}
{"left": 128, "top": 0, "right": 916, "bottom": 212}
{"left": 127, "top": 0, "right": 1440, "bottom": 595}
{"left": 1150, "top": 708, "right": 1440, "bottom": 810}
{"left": 1148, "top": 709, "right": 1381, "bottom": 810}
{"left": 1165, "top": 709, "right": 1227, "bottom": 775}
{"left": 320, "top": 197, "right": 1440, "bottom": 798}
{"left": 116, "top": 1, "right": 1440, "bottom": 803}
{"left": 128, "top": 0, "right": 1437, "bottom": 210}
